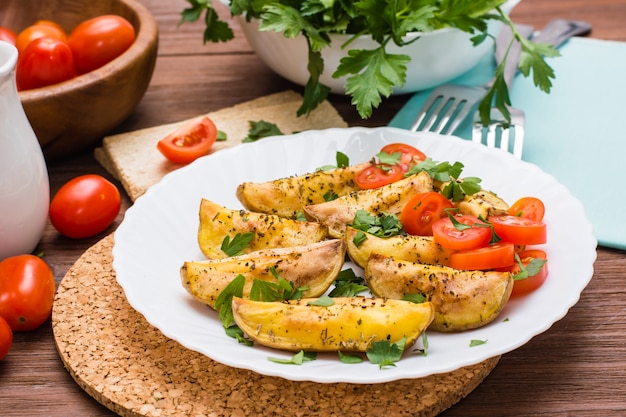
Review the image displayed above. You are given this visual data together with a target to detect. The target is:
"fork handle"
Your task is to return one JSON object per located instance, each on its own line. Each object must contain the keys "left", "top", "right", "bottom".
{"left": 531, "top": 19, "right": 592, "bottom": 46}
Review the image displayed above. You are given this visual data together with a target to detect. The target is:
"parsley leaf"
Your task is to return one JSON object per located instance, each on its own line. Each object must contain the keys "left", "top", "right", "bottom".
{"left": 512, "top": 254, "right": 548, "bottom": 281}
{"left": 350, "top": 210, "right": 404, "bottom": 238}
{"left": 214, "top": 274, "right": 244, "bottom": 329}
{"left": 366, "top": 338, "right": 407, "bottom": 369}
{"left": 250, "top": 267, "right": 307, "bottom": 301}
{"left": 243, "top": 120, "right": 283, "bottom": 143}
{"left": 470, "top": 339, "right": 488, "bottom": 347}
{"left": 220, "top": 232, "right": 254, "bottom": 256}
{"left": 180, "top": 0, "right": 234, "bottom": 43}
{"left": 269, "top": 350, "right": 317, "bottom": 365}
{"left": 338, "top": 351, "right": 364, "bottom": 364}
{"left": 328, "top": 269, "right": 368, "bottom": 297}
{"left": 307, "top": 295, "right": 335, "bottom": 307}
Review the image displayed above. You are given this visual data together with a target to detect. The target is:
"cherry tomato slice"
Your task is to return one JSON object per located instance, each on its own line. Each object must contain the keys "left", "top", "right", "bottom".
{"left": 16, "top": 37, "right": 75, "bottom": 91}
{"left": 449, "top": 242, "right": 516, "bottom": 270}
{"left": 0, "top": 255, "right": 56, "bottom": 331}
{"left": 380, "top": 143, "right": 427, "bottom": 168}
{"left": 505, "top": 249, "right": 549, "bottom": 297}
{"left": 432, "top": 214, "right": 492, "bottom": 250}
{"left": 49, "top": 174, "right": 121, "bottom": 239}
{"left": 508, "top": 196, "right": 545, "bottom": 222}
{"left": 490, "top": 215, "right": 547, "bottom": 245}
{"left": 157, "top": 117, "right": 218, "bottom": 164}
{"left": 355, "top": 163, "right": 405, "bottom": 189}
{"left": 0, "top": 27, "right": 17, "bottom": 46}
{"left": 68, "top": 15, "right": 135, "bottom": 74}
{"left": 15, "top": 23, "right": 67, "bottom": 54}
{"left": 400, "top": 192, "right": 453, "bottom": 236}
{"left": 0, "top": 316, "right": 12, "bottom": 361}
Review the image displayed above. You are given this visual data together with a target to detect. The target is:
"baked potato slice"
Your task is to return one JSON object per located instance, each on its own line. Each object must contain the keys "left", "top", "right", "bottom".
{"left": 303, "top": 171, "right": 433, "bottom": 238}
{"left": 198, "top": 198, "right": 328, "bottom": 259}
{"left": 236, "top": 162, "right": 371, "bottom": 218}
{"left": 345, "top": 226, "right": 454, "bottom": 268}
{"left": 182, "top": 239, "right": 346, "bottom": 308}
{"left": 364, "top": 254, "right": 513, "bottom": 332}
{"left": 232, "top": 296, "right": 434, "bottom": 352}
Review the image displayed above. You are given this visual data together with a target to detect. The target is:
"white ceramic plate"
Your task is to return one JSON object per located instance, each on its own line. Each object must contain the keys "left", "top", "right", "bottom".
{"left": 113, "top": 127, "right": 596, "bottom": 384}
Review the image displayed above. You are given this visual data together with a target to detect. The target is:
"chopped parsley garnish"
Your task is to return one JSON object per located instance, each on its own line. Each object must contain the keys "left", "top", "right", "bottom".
{"left": 242, "top": 120, "right": 283, "bottom": 142}
{"left": 269, "top": 350, "right": 317, "bottom": 365}
{"left": 220, "top": 232, "right": 254, "bottom": 256}
{"left": 512, "top": 254, "right": 548, "bottom": 281}
{"left": 367, "top": 338, "right": 407, "bottom": 369}
{"left": 349, "top": 210, "right": 404, "bottom": 239}
{"left": 328, "top": 269, "right": 368, "bottom": 297}
{"left": 469, "top": 339, "right": 488, "bottom": 347}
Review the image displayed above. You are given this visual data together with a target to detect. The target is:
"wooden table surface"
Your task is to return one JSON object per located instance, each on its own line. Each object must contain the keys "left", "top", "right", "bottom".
{"left": 2, "top": 0, "right": 626, "bottom": 415}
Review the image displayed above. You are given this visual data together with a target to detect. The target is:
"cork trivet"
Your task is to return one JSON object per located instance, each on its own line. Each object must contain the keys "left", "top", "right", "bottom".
{"left": 52, "top": 235, "right": 500, "bottom": 417}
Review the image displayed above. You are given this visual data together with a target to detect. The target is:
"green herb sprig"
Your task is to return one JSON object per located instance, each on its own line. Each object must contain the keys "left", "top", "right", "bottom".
{"left": 181, "top": 0, "right": 558, "bottom": 125}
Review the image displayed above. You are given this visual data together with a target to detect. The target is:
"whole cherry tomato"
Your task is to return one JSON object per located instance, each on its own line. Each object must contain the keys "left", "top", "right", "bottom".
{"left": 15, "top": 22, "right": 67, "bottom": 54}
{"left": 16, "top": 37, "right": 75, "bottom": 91}
{"left": 49, "top": 174, "right": 121, "bottom": 239}
{"left": 0, "top": 27, "right": 17, "bottom": 46}
{"left": 68, "top": 15, "right": 135, "bottom": 74}
{"left": 0, "top": 316, "right": 12, "bottom": 360}
{"left": 0, "top": 255, "right": 56, "bottom": 332}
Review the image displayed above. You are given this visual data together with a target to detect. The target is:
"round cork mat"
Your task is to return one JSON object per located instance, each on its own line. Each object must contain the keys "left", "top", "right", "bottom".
{"left": 52, "top": 234, "right": 500, "bottom": 417}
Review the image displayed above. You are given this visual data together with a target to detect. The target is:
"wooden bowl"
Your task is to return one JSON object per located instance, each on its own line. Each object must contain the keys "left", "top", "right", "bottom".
{"left": 0, "top": 0, "right": 158, "bottom": 161}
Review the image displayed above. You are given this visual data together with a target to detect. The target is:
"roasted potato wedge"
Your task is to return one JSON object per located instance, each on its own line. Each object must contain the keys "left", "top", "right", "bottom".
{"left": 232, "top": 296, "right": 434, "bottom": 352}
{"left": 344, "top": 226, "right": 454, "bottom": 268}
{"left": 364, "top": 254, "right": 513, "bottom": 332}
{"left": 198, "top": 198, "right": 328, "bottom": 259}
{"left": 182, "top": 239, "right": 346, "bottom": 308}
{"left": 303, "top": 171, "right": 433, "bottom": 238}
{"left": 236, "top": 162, "right": 371, "bottom": 218}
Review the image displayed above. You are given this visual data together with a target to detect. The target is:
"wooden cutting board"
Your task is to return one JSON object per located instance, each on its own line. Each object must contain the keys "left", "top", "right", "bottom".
{"left": 51, "top": 234, "right": 499, "bottom": 417}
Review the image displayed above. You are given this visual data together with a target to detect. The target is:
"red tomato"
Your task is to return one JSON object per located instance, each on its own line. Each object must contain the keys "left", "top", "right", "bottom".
{"left": 449, "top": 242, "right": 516, "bottom": 270}
{"left": 49, "top": 174, "right": 121, "bottom": 239}
{"left": 490, "top": 215, "right": 547, "bottom": 245}
{"left": 15, "top": 23, "right": 67, "bottom": 54}
{"left": 508, "top": 196, "right": 545, "bottom": 222}
{"left": 355, "top": 164, "right": 404, "bottom": 189}
{"left": 432, "top": 214, "right": 492, "bottom": 250}
{"left": 400, "top": 192, "right": 453, "bottom": 236}
{"left": 68, "top": 15, "right": 135, "bottom": 74}
{"left": 16, "top": 37, "right": 75, "bottom": 91}
{"left": 0, "top": 316, "right": 12, "bottom": 361}
{"left": 380, "top": 143, "right": 427, "bottom": 168}
{"left": 157, "top": 117, "right": 218, "bottom": 164}
{"left": 0, "top": 255, "right": 56, "bottom": 331}
{"left": 0, "top": 27, "right": 17, "bottom": 45}
{"left": 506, "top": 249, "right": 549, "bottom": 297}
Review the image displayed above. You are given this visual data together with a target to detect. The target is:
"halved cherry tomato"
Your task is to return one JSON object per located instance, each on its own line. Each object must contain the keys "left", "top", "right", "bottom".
{"left": 16, "top": 37, "right": 75, "bottom": 91}
{"left": 157, "top": 117, "right": 218, "bottom": 164}
{"left": 432, "top": 214, "right": 492, "bottom": 250}
{"left": 0, "top": 27, "right": 17, "bottom": 46}
{"left": 380, "top": 143, "right": 427, "bottom": 168}
{"left": 0, "top": 316, "right": 12, "bottom": 361}
{"left": 355, "top": 163, "right": 404, "bottom": 189}
{"left": 400, "top": 192, "right": 453, "bottom": 236}
{"left": 508, "top": 196, "right": 545, "bottom": 222}
{"left": 68, "top": 15, "right": 135, "bottom": 74}
{"left": 504, "top": 249, "right": 549, "bottom": 297}
{"left": 15, "top": 23, "right": 67, "bottom": 54}
{"left": 490, "top": 215, "right": 547, "bottom": 245}
{"left": 449, "top": 242, "right": 516, "bottom": 270}
{"left": 0, "top": 255, "right": 56, "bottom": 331}
{"left": 49, "top": 174, "right": 121, "bottom": 239}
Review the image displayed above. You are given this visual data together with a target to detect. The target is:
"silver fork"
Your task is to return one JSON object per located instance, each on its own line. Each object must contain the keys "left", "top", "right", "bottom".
{"left": 409, "top": 24, "right": 534, "bottom": 135}
{"left": 472, "top": 19, "right": 592, "bottom": 158}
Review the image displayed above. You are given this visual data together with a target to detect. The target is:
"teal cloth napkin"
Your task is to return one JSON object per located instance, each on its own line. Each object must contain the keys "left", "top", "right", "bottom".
{"left": 390, "top": 37, "right": 626, "bottom": 250}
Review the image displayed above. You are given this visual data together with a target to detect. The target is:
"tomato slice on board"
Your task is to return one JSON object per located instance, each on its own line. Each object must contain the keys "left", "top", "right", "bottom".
{"left": 380, "top": 143, "right": 427, "bottom": 168}
{"left": 157, "top": 117, "right": 218, "bottom": 164}
{"left": 354, "top": 163, "right": 404, "bottom": 189}
{"left": 400, "top": 192, "right": 453, "bottom": 236}
{"left": 489, "top": 215, "right": 547, "bottom": 245}
{"left": 449, "top": 242, "right": 516, "bottom": 270}
{"left": 508, "top": 196, "right": 545, "bottom": 222}
{"left": 500, "top": 249, "right": 549, "bottom": 297}
{"left": 432, "top": 214, "right": 492, "bottom": 250}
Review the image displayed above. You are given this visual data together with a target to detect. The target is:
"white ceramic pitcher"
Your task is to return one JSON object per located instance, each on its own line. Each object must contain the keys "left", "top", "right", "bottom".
{"left": 0, "top": 41, "right": 50, "bottom": 260}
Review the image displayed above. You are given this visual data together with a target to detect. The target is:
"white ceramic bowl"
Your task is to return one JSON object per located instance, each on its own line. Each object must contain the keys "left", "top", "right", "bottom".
{"left": 231, "top": 0, "right": 520, "bottom": 94}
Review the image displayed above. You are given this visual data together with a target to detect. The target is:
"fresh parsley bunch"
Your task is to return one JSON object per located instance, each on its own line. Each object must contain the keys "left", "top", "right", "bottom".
{"left": 181, "top": 0, "right": 558, "bottom": 124}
